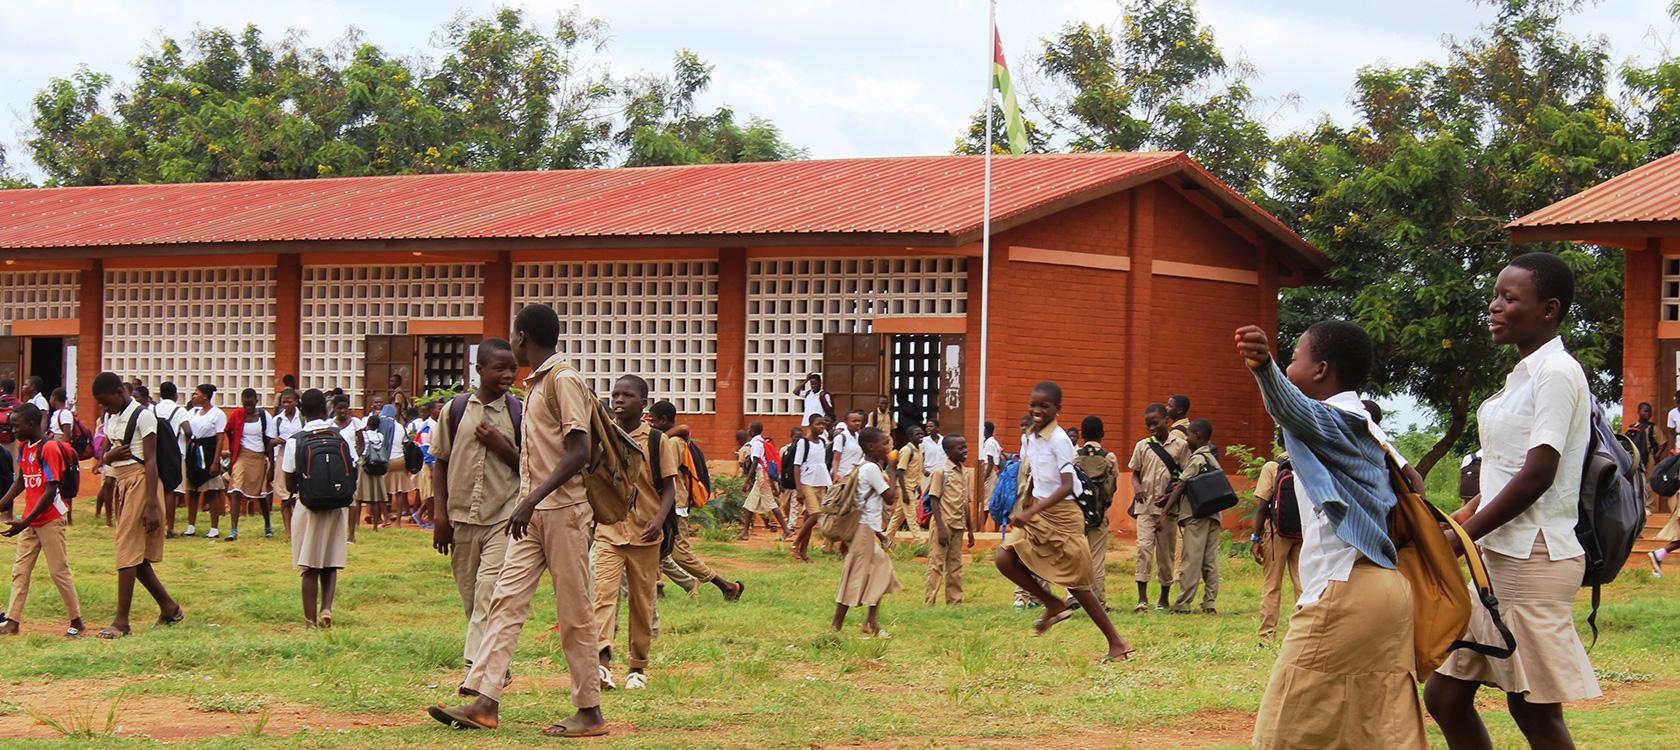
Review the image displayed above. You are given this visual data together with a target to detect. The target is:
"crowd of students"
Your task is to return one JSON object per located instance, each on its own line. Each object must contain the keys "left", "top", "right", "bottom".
{"left": 0, "top": 251, "right": 1620, "bottom": 747}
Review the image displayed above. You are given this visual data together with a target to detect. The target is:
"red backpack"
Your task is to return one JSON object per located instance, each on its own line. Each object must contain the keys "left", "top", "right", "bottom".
{"left": 66, "top": 413, "right": 95, "bottom": 461}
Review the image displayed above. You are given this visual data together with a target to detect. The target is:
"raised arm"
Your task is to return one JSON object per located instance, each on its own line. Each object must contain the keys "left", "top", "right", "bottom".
{"left": 1236, "top": 325, "right": 1345, "bottom": 446}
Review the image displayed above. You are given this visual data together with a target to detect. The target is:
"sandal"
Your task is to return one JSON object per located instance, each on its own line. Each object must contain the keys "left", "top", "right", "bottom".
{"left": 1101, "top": 649, "right": 1136, "bottom": 663}
{"left": 157, "top": 605, "right": 185, "bottom": 627}
{"left": 1032, "top": 606, "right": 1075, "bottom": 637}
{"left": 64, "top": 626, "right": 83, "bottom": 638}
{"left": 96, "top": 624, "right": 131, "bottom": 639}
{"left": 1132, "top": 602, "right": 1149, "bottom": 613}
{"left": 540, "top": 717, "right": 609, "bottom": 738}
{"left": 427, "top": 704, "right": 496, "bottom": 730}
{"left": 724, "top": 581, "right": 746, "bottom": 602}
{"left": 319, "top": 610, "right": 332, "bottom": 629}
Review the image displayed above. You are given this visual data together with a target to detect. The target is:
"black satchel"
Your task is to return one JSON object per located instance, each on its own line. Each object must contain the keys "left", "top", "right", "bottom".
{"left": 1183, "top": 465, "right": 1239, "bottom": 519}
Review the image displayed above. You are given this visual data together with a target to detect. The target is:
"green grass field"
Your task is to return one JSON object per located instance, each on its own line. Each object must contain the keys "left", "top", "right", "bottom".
{"left": 1, "top": 514, "right": 1676, "bottom": 748}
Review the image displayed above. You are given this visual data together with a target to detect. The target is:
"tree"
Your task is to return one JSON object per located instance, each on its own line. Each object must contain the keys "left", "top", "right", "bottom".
{"left": 951, "top": 102, "right": 1053, "bottom": 155}
{"left": 1269, "top": 0, "right": 1636, "bottom": 476}
{"left": 618, "top": 51, "right": 806, "bottom": 167}
{"left": 0, "top": 144, "right": 30, "bottom": 188}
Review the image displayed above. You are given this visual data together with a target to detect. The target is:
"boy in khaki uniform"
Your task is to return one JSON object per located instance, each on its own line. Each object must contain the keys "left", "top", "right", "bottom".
{"left": 428, "top": 305, "right": 606, "bottom": 738}
{"left": 924, "top": 435, "right": 974, "bottom": 605}
{"left": 593, "top": 376, "right": 680, "bottom": 692}
{"left": 885, "top": 425, "right": 924, "bottom": 540}
{"left": 430, "top": 339, "right": 522, "bottom": 673}
{"left": 1251, "top": 448, "right": 1302, "bottom": 643}
{"left": 649, "top": 401, "right": 744, "bottom": 601}
{"left": 1128, "top": 403, "right": 1188, "bottom": 613}
{"left": 1165, "top": 419, "right": 1222, "bottom": 614}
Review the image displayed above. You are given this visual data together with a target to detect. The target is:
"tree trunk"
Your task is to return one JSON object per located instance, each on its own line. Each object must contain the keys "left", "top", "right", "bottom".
{"left": 1417, "top": 370, "right": 1473, "bottom": 479}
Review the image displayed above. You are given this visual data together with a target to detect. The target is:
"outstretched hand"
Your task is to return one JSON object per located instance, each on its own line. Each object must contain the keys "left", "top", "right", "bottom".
{"left": 1234, "top": 325, "right": 1273, "bottom": 369}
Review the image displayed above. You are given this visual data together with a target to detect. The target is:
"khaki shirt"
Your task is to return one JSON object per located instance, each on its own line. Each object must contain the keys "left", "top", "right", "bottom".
{"left": 521, "top": 354, "right": 598, "bottom": 510}
{"left": 596, "top": 422, "right": 681, "bottom": 547}
{"left": 926, "top": 460, "right": 968, "bottom": 531}
{"left": 866, "top": 409, "right": 895, "bottom": 438}
{"left": 672, "top": 435, "right": 693, "bottom": 510}
{"left": 895, "top": 442, "right": 923, "bottom": 494}
{"left": 1171, "top": 418, "right": 1191, "bottom": 437}
{"left": 1173, "top": 445, "right": 1222, "bottom": 520}
{"left": 1128, "top": 433, "right": 1189, "bottom": 516}
{"left": 431, "top": 392, "right": 520, "bottom": 526}
{"left": 1252, "top": 452, "right": 1288, "bottom": 504}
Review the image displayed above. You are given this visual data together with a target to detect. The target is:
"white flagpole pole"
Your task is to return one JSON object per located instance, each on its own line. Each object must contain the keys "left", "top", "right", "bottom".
{"left": 977, "top": 0, "right": 995, "bottom": 450}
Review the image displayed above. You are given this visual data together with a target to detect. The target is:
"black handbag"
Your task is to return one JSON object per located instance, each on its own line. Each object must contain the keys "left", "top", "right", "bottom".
{"left": 1183, "top": 466, "right": 1239, "bottom": 518}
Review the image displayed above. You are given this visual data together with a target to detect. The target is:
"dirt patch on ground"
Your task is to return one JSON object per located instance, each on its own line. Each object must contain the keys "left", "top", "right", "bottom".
{"left": 832, "top": 707, "right": 1253, "bottom": 749}
{"left": 0, "top": 677, "right": 406, "bottom": 742}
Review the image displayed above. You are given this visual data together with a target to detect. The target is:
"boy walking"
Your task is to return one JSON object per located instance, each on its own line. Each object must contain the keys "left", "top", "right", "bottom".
{"left": 886, "top": 425, "right": 924, "bottom": 541}
{"left": 1074, "top": 416, "right": 1120, "bottom": 611}
{"left": 0, "top": 404, "right": 86, "bottom": 637}
{"left": 431, "top": 339, "right": 523, "bottom": 674}
{"left": 923, "top": 435, "right": 974, "bottom": 606}
{"left": 1164, "top": 419, "right": 1223, "bottom": 614}
{"left": 1128, "top": 403, "right": 1187, "bottom": 612}
{"left": 789, "top": 417, "right": 833, "bottom": 562}
{"left": 649, "top": 401, "right": 744, "bottom": 601}
{"left": 1251, "top": 444, "right": 1302, "bottom": 643}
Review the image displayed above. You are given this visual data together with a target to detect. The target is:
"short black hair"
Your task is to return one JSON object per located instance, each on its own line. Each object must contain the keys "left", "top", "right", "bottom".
{"left": 1080, "top": 415, "right": 1104, "bottom": 442}
{"left": 478, "top": 337, "right": 513, "bottom": 363}
{"left": 159, "top": 382, "right": 178, "bottom": 401}
{"left": 1169, "top": 394, "right": 1191, "bottom": 412}
{"left": 1144, "top": 402, "right": 1168, "bottom": 418}
{"left": 941, "top": 434, "right": 965, "bottom": 455}
{"left": 1508, "top": 251, "right": 1574, "bottom": 320}
{"left": 984, "top": 421, "right": 995, "bottom": 438}
{"left": 242, "top": 387, "right": 259, "bottom": 401}
{"left": 650, "top": 400, "right": 678, "bottom": 421}
{"left": 10, "top": 402, "right": 41, "bottom": 427}
{"left": 749, "top": 421, "right": 763, "bottom": 436}
{"left": 282, "top": 374, "right": 297, "bottom": 388}
{"left": 847, "top": 408, "right": 866, "bottom": 420}
{"left": 331, "top": 393, "right": 351, "bottom": 408}
{"left": 1640, "top": 401, "right": 1653, "bottom": 409}
{"left": 1188, "top": 418, "right": 1213, "bottom": 438}
{"left": 26, "top": 375, "right": 43, "bottom": 390}
{"left": 133, "top": 385, "right": 149, "bottom": 401}
{"left": 1361, "top": 399, "right": 1384, "bottom": 426}
{"left": 615, "top": 374, "right": 649, "bottom": 399}
{"left": 1031, "top": 381, "right": 1063, "bottom": 406}
{"left": 50, "top": 387, "right": 67, "bottom": 404}
{"left": 514, "top": 304, "right": 561, "bottom": 348}
{"left": 735, "top": 429, "right": 749, "bottom": 443}
{"left": 300, "top": 388, "right": 328, "bottom": 420}
{"left": 925, "top": 417, "right": 940, "bottom": 428}
{"left": 280, "top": 388, "right": 299, "bottom": 402}
{"left": 91, "top": 372, "right": 123, "bottom": 396}
{"left": 196, "top": 383, "right": 216, "bottom": 398}
{"left": 859, "top": 425, "right": 888, "bottom": 449}
{"left": 0, "top": 378, "right": 14, "bottom": 394}
{"left": 1303, "top": 319, "right": 1374, "bottom": 390}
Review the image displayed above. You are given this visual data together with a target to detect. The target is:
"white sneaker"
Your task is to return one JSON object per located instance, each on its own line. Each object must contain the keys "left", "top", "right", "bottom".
{"left": 1651, "top": 551, "right": 1665, "bottom": 578}
{"left": 183, "top": 524, "right": 197, "bottom": 536}
{"left": 624, "top": 671, "right": 648, "bottom": 690}
{"left": 206, "top": 527, "right": 220, "bottom": 539}
{"left": 598, "top": 664, "right": 616, "bottom": 690}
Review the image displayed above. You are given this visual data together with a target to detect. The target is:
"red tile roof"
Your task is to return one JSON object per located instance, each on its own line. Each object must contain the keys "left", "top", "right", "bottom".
{"left": 1508, "top": 151, "right": 1680, "bottom": 243}
{"left": 0, "top": 152, "right": 1323, "bottom": 267}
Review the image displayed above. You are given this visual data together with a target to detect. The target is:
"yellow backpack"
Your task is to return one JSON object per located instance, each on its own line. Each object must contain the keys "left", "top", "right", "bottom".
{"left": 544, "top": 364, "right": 645, "bottom": 526}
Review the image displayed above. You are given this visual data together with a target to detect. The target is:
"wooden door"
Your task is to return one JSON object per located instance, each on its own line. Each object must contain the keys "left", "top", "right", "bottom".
{"left": 0, "top": 336, "right": 21, "bottom": 387}
{"left": 1660, "top": 341, "right": 1680, "bottom": 449}
{"left": 363, "top": 334, "right": 415, "bottom": 412}
{"left": 822, "top": 333, "right": 882, "bottom": 419}
{"left": 937, "top": 334, "right": 965, "bottom": 435}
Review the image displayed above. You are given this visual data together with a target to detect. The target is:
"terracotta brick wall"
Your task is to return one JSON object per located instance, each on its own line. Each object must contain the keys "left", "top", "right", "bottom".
{"left": 1624, "top": 241, "right": 1661, "bottom": 425}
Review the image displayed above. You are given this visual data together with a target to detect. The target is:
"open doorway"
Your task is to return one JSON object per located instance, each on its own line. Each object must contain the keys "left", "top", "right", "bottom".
{"left": 28, "top": 337, "right": 65, "bottom": 398}
{"left": 891, "top": 334, "right": 940, "bottom": 431}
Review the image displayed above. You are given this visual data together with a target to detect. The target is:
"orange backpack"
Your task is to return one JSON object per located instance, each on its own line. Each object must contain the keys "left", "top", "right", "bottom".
{"left": 679, "top": 438, "right": 712, "bottom": 508}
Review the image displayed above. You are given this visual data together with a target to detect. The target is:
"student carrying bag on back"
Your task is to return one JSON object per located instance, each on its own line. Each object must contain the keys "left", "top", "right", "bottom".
{"left": 295, "top": 427, "right": 357, "bottom": 510}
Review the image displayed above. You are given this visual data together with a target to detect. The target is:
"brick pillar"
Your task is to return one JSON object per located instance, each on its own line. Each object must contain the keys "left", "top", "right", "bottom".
{"left": 482, "top": 250, "right": 513, "bottom": 340}
{"left": 275, "top": 254, "right": 302, "bottom": 385}
{"left": 1256, "top": 242, "right": 1281, "bottom": 453}
{"left": 715, "top": 248, "right": 747, "bottom": 448}
{"left": 1125, "top": 184, "right": 1157, "bottom": 420}
{"left": 1625, "top": 238, "right": 1662, "bottom": 425}
{"left": 965, "top": 250, "right": 988, "bottom": 447}
{"left": 77, "top": 260, "right": 103, "bottom": 425}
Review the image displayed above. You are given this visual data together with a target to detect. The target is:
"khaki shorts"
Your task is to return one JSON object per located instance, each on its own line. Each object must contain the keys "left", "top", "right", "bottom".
{"left": 799, "top": 484, "right": 827, "bottom": 514}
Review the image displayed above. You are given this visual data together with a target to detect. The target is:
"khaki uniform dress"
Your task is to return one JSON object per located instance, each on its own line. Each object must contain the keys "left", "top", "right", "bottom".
{"left": 1128, "top": 434, "right": 1189, "bottom": 586}
{"left": 592, "top": 422, "right": 681, "bottom": 671}
{"left": 104, "top": 402, "right": 165, "bottom": 569}
{"left": 836, "top": 462, "right": 900, "bottom": 607}
{"left": 1003, "top": 422, "right": 1094, "bottom": 590}
{"left": 884, "top": 443, "right": 923, "bottom": 538}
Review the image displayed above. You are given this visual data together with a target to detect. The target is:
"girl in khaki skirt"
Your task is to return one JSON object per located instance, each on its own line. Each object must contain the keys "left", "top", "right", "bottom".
{"left": 281, "top": 389, "right": 348, "bottom": 628}
{"left": 227, "top": 388, "right": 278, "bottom": 540}
{"left": 831, "top": 427, "right": 900, "bottom": 638}
{"left": 993, "top": 381, "right": 1132, "bottom": 662}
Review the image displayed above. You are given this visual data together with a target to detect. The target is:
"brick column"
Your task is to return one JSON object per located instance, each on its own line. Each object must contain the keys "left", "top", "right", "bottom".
{"left": 1624, "top": 238, "right": 1662, "bottom": 425}
{"left": 482, "top": 250, "right": 513, "bottom": 340}
{"left": 275, "top": 254, "right": 302, "bottom": 385}
{"left": 715, "top": 248, "right": 747, "bottom": 447}
{"left": 77, "top": 260, "right": 103, "bottom": 425}
{"left": 1125, "top": 184, "right": 1157, "bottom": 419}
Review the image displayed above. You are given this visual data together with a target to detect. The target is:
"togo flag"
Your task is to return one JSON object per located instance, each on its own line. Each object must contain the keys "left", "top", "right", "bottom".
{"left": 992, "top": 27, "right": 1027, "bottom": 155}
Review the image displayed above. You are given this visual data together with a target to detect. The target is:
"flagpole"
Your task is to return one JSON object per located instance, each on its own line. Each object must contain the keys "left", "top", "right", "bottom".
{"left": 977, "top": 0, "right": 994, "bottom": 454}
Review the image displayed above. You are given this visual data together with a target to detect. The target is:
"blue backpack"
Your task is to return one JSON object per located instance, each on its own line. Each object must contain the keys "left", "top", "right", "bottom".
{"left": 987, "top": 453, "right": 1022, "bottom": 529}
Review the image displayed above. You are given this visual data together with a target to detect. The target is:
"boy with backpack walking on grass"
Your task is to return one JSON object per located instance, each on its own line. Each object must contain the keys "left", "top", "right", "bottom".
{"left": 1250, "top": 440, "right": 1302, "bottom": 644}
{"left": 789, "top": 416, "right": 834, "bottom": 562}
{"left": 1073, "top": 416, "right": 1120, "bottom": 612}
{"left": 886, "top": 425, "right": 924, "bottom": 541}
{"left": 430, "top": 339, "right": 522, "bottom": 670}
{"left": 1163, "top": 419, "right": 1224, "bottom": 615}
{"left": 0, "top": 403, "right": 86, "bottom": 638}
{"left": 281, "top": 389, "right": 352, "bottom": 628}
{"left": 650, "top": 401, "right": 744, "bottom": 602}
{"left": 738, "top": 422, "right": 785, "bottom": 541}
{"left": 1128, "top": 403, "right": 1188, "bottom": 613}
{"left": 923, "top": 434, "right": 974, "bottom": 606}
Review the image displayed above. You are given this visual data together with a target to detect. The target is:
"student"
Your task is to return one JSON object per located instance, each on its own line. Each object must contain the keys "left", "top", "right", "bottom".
{"left": 832, "top": 410, "right": 866, "bottom": 481}
{"left": 184, "top": 384, "right": 229, "bottom": 540}
{"left": 795, "top": 373, "right": 832, "bottom": 426}
{"left": 428, "top": 304, "right": 606, "bottom": 738}
{"left": 46, "top": 389, "right": 73, "bottom": 442}
{"left": 0, "top": 404, "right": 86, "bottom": 638}
{"left": 1128, "top": 403, "right": 1188, "bottom": 612}
{"left": 384, "top": 407, "right": 420, "bottom": 527}
{"left": 152, "top": 382, "right": 191, "bottom": 538}
{"left": 1164, "top": 419, "right": 1222, "bottom": 614}
{"left": 923, "top": 434, "right": 974, "bottom": 606}
{"left": 789, "top": 416, "right": 834, "bottom": 562}
{"left": 417, "top": 401, "right": 440, "bottom": 526}
{"left": 226, "top": 388, "right": 278, "bottom": 540}
{"left": 329, "top": 394, "right": 362, "bottom": 540}
{"left": 865, "top": 395, "right": 895, "bottom": 442}
{"left": 92, "top": 372, "right": 184, "bottom": 639}
{"left": 23, "top": 376, "right": 48, "bottom": 411}
{"left": 281, "top": 389, "right": 349, "bottom": 627}
{"left": 1627, "top": 402, "right": 1664, "bottom": 513}
{"left": 921, "top": 419, "right": 947, "bottom": 481}
{"left": 649, "top": 401, "right": 744, "bottom": 601}
{"left": 1074, "top": 416, "right": 1120, "bottom": 611}
{"left": 387, "top": 373, "right": 412, "bottom": 418}
{"left": 352, "top": 396, "right": 395, "bottom": 537}
{"left": 779, "top": 426, "right": 802, "bottom": 531}
{"left": 738, "top": 423, "right": 786, "bottom": 540}
{"left": 1166, "top": 394, "right": 1192, "bottom": 439}
{"left": 885, "top": 425, "right": 924, "bottom": 541}
{"left": 978, "top": 421, "right": 1002, "bottom": 530}
{"left": 993, "top": 382, "right": 1131, "bottom": 661}
{"left": 832, "top": 426, "right": 900, "bottom": 636}
{"left": 1235, "top": 321, "right": 1424, "bottom": 748}
{"left": 405, "top": 406, "right": 431, "bottom": 527}
{"left": 272, "top": 389, "right": 304, "bottom": 538}
{"left": 1250, "top": 439, "right": 1302, "bottom": 645}
{"left": 431, "top": 340, "right": 522, "bottom": 672}
{"left": 1011, "top": 414, "right": 1043, "bottom": 612}
{"left": 1426, "top": 253, "right": 1600, "bottom": 748}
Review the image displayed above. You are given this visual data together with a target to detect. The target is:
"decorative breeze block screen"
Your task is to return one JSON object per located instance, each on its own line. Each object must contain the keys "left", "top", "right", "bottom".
{"left": 513, "top": 261, "right": 718, "bottom": 414}
{"left": 0, "top": 271, "right": 79, "bottom": 336}
{"left": 103, "top": 267, "right": 276, "bottom": 407}
{"left": 746, "top": 257, "right": 967, "bottom": 414}
{"left": 302, "top": 264, "right": 483, "bottom": 405}
{"left": 1664, "top": 257, "right": 1680, "bottom": 322}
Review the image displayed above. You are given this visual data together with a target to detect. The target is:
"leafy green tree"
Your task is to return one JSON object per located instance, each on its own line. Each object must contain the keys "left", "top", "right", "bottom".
{"left": 951, "top": 102, "right": 1053, "bottom": 155}
{"left": 1270, "top": 0, "right": 1636, "bottom": 476}
{"left": 618, "top": 51, "right": 806, "bottom": 167}
{"left": 0, "top": 144, "right": 30, "bottom": 188}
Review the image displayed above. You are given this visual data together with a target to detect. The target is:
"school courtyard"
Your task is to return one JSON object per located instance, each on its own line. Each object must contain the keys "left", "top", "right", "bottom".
{"left": 0, "top": 519, "right": 1675, "bottom": 749}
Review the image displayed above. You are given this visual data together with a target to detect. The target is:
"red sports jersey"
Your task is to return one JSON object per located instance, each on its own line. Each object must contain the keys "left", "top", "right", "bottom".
{"left": 17, "top": 440, "right": 69, "bottom": 527}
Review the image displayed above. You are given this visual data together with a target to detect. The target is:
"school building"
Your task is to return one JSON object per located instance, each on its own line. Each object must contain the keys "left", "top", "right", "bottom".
{"left": 0, "top": 152, "right": 1327, "bottom": 524}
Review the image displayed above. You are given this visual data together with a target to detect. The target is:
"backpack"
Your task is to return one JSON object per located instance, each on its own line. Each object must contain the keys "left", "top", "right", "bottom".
{"left": 778, "top": 442, "right": 797, "bottom": 490}
{"left": 1459, "top": 452, "right": 1482, "bottom": 500}
{"left": 817, "top": 466, "right": 866, "bottom": 543}
{"left": 986, "top": 453, "right": 1022, "bottom": 528}
{"left": 41, "top": 439, "right": 80, "bottom": 499}
{"left": 152, "top": 406, "right": 184, "bottom": 493}
{"left": 648, "top": 430, "right": 680, "bottom": 558}
{"left": 0, "top": 449, "right": 11, "bottom": 500}
{"left": 1072, "top": 445, "right": 1117, "bottom": 529}
{"left": 0, "top": 396, "right": 16, "bottom": 444}
{"left": 680, "top": 439, "right": 713, "bottom": 509}
{"left": 360, "top": 414, "right": 395, "bottom": 477}
{"left": 447, "top": 392, "right": 524, "bottom": 449}
{"left": 545, "top": 364, "right": 645, "bottom": 526}
{"left": 1269, "top": 458, "right": 1302, "bottom": 540}
{"left": 294, "top": 427, "right": 357, "bottom": 510}
{"left": 1650, "top": 451, "right": 1680, "bottom": 497}
{"left": 403, "top": 436, "right": 424, "bottom": 474}
{"left": 65, "top": 413, "right": 95, "bottom": 461}
{"left": 1576, "top": 403, "right": 1647, "bottom": 646}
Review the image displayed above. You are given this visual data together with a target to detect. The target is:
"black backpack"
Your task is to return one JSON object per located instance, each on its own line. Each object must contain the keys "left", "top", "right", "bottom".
{"left": 1270, "top": 458, "right": 1302, "bottom": 539}
{"left": 1649, "top": 451, "right": 1680, "bottom": 497}
{"left": 39, "top": 439, "right": 80, "bottom": 499}
{"left": 687, "top": 440, "right": 712, "bottom": 495}
{"left": 779, "top": 443, "right": 799, "bottom": 490}
{"left": 403, "top": 437, "right": 424, "bottom": 475}
{"left": 0, "top": 447, "right": 12, "bottom": 499}
{"left": 152, "top": 406, "right": 184, "bottom": 493}
{"left": 360, "top": 415, "right": 391, "bottom": 477}
{"left": 1071, "top": 445, "right": 1117, "bottom": 529}
{"left": 295, "top": 427, "right": 357, "bottom": 510}
{"left": 1576, "top": 403, "right": 1647, "bottom": 646}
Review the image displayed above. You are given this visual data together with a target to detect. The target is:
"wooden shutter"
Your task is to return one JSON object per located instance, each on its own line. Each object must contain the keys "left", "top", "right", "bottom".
{"left": 822, "top": 333, "right": 882, "bottom": 418}
{"left": 0, "top": 336, "right": 21, "bottom": 386}
{"left": 363, "top": 334, "right": 415, "bottom": 410}
{"left": 936, "top": 335, "right": 966, "bottom": 434}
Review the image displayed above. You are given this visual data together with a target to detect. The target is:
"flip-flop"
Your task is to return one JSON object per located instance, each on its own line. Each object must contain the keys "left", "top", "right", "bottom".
{"left": 724, "top": 581, "right": 746, "bottom": 602}
{"left": 428, "top": 704, "right": 496, "bottom": 730}
{"left": 1101, "top": 649, "right": 1135, "bottom": 663}
{"left": 1031, "top": 606, "right": 1075, "bottom": 637}
{"left": 96, "top": 625, "right": 131, "bottom": 639}
{"left": 157, "top": 606, "right": 185, "bottom": 627}
{"left": 540, "top": 717, "right": 609, "bottom": 738}
{"left": 319, "top": 610, "right": 333, "bottom": 629}
{"left": 64, "top": 626, "right": 83, "bottom": 638}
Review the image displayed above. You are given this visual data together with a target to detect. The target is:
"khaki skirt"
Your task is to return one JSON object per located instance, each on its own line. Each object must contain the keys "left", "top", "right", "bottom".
{"left": 1436, "top": 537, "right": 1601, "bottom": 704}
{"left": 1001, "top": 499, "right": 1093, "bottom": 590}
{"left": 1253, "top": 561, "right": 1426, "bottom": 749}
{"left": 111, "top": 463, "right": 165, "bottom": 569}
{"left": 228, "top": 451, "right": 271, "bottom": 498}
{"left": 1657, "top": 511, "right": 1679, "bottom": 542}
{"left": 416, "top": 464, "right": 434, "bottom": 501}
{"left": 384, "top": 467, "right": 416, "bottom": 495}
{"left": 356, "top": 465, "right": 386, "bottom": 504}
{"left": 835, "top": 520, "right": 901, "bottom": 607}
{"left": 744, "top": 466, "right": 778, "bottom": 514}
{"left": 290, "top": 502, "right": 348, "bottom": 571}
